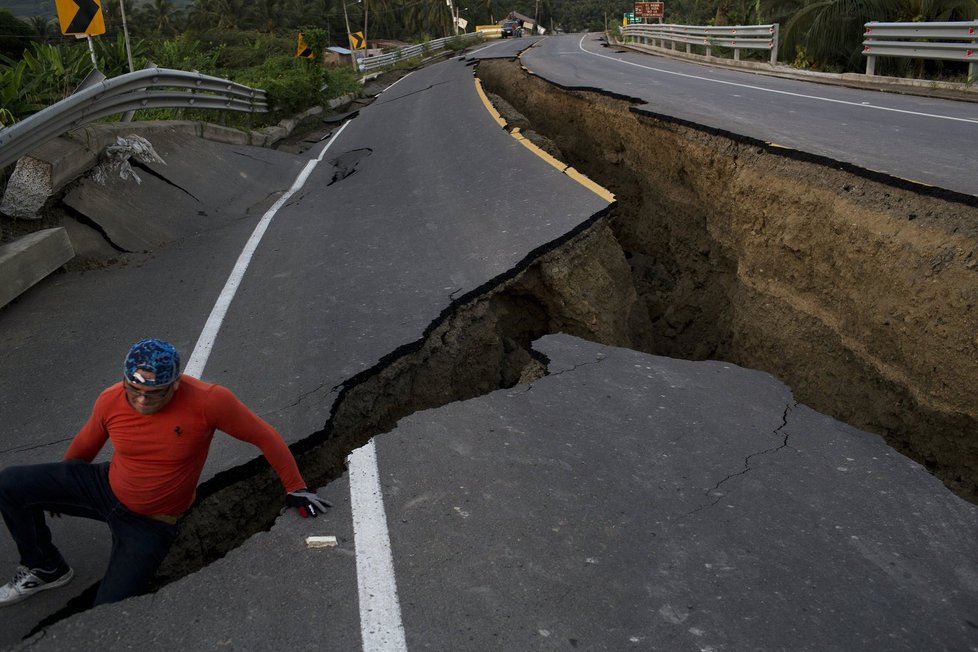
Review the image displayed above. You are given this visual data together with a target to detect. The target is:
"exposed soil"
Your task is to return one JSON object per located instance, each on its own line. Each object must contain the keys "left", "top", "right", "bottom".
{"left": 477, "top": 58, "right": 978, "bottom": 503}
{"left": 20, "top": 55, "right": 978, "bottom": 634}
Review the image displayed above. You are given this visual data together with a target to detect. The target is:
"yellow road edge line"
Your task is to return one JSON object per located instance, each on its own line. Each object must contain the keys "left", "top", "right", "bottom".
{"left": 474, "top": 77, "right": 507, "bottom": 128}
{"left": 512, "top": 128, "right": 568, "bottom": 173}
{"left": 565, "top": 167, "right": 616, "bottom": 203}
{"left": 473, "top": 78, "right": 616, "bottom": 204}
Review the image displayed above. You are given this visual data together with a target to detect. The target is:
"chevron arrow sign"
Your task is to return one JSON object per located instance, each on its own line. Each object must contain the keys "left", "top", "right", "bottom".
{"left": 56, "top": 0, "right": 106, "bottom": 35}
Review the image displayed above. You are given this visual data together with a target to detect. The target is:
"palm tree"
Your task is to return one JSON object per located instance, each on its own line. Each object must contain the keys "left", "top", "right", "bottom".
{"left": 247, "top": 0, "right": 280, "bottom": 31}
{"left": 403, "top": 0, "right": 453, "bottom": 37}
{"left": 28, "top": 16, "right": 58, "bottom": 42}
{"left": 207, "top": 0, "right": 244, "bottom": 30}
{"left": 765, "top": 0, "right": 978, "bottom": 71}
{"left": 143, "top": 0, "right": 180, "bottom": 36}
{"left": 187, "top": 0, "right": 221, "bottom": 29}
{"left": 896, "top": 0, "right": 978, "bottom": 20}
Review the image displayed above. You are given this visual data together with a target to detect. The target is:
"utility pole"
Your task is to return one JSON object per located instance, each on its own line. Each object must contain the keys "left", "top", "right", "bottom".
{"left": 119, "top": 0, "right": 134, "bottom": 72}
{"left": 342, "top": 1, "right": 358, "bottom": 72}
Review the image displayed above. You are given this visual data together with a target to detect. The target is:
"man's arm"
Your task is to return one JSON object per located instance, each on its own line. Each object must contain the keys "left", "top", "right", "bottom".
{"left": 208, "top": 385, "right": 332, "bottom": 517}
{"left": 206, "top": 384, "right": 306, "bottom": 492}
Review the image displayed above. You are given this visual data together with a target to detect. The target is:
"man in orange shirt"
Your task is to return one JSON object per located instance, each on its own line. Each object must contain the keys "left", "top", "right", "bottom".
{"left": 0, "top": 338, "right": 329, "bottom": 607}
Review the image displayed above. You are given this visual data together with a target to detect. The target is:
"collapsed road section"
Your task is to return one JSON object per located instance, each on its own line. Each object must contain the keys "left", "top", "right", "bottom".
{"left": 5, "top": 47, "right": 978, "bottom": 645}
{"left": 476, "top": 58, "right": 978, "bottom": 504}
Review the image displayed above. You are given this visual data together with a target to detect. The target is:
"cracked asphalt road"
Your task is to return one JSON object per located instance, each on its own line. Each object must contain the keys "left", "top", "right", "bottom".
{"left": 3, "top": 45, "right": 978, "bottom": 650}
{"left": 24, "top": 333, "right": 978, "bottom": 650}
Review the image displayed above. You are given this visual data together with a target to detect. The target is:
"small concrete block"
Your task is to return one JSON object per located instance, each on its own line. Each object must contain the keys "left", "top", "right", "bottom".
{"left": 304, "top": 535, "right": 338, "bottom": 548}
{"left": 0, "top": 228, "right": 74, "bottom": 309}
{"left": 0, "top": 156, "right": 53, "bottom": 219}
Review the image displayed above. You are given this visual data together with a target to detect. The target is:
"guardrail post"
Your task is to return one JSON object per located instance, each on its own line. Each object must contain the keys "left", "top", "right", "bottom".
{"left": 971, "top": 33, "right": 976, "bottom": 82}
{"left": 770, "top": 24, "right": 779, "bottom": 65}
{"left": 865, "top": 53, "right": 876, "bottom": 75}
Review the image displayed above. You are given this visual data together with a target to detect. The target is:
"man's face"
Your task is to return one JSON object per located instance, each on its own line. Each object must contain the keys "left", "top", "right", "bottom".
{"left": 123, "top": 369, "right": 179, "bottom": 415}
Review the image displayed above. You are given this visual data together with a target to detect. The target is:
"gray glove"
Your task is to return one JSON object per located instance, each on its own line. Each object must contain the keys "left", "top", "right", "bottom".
{"left": 286, "top": 488, "right": 333, "bottom": 518}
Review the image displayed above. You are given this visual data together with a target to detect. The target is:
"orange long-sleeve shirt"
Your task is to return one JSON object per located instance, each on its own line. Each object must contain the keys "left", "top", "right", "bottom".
{"left": 64, "top": 375, "right": 305, "bottom": 517}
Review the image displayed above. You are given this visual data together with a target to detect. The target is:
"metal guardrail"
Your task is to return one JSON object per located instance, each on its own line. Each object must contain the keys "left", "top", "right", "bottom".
{"left": 862, "top": 21, "right": 977, "bottom": 80}
{"left": 622, "top": 23, "right": 780, "bottom": 65}
{"left": 358, "top": 34, "right": 479, "bottom": 72}
{"left": 0, "top": 68, "right": 267, "bottom": 170}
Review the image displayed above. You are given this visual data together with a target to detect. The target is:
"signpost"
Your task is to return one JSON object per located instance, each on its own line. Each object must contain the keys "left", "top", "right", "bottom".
{"left": 55, "top": 0, "right": 105, "bottom": 69}
{"left": 634, "top": 2, "right": 664, "bottom": 20}
{"left": 296, "top": 31, "right": 314, "bottom": 59}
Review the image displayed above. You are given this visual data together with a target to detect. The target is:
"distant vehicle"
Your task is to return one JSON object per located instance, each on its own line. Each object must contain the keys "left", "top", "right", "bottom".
{"left": 501, "top": 20, "right": 516, "bottom": 38}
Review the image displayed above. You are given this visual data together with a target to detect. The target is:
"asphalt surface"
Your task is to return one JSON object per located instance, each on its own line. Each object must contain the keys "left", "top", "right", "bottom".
{"left": 18, "top": 335, "right": 978, "bottom": 650}
{"left": 0, "top": 51, "right": 609, "bottom": 646}
{"left": 2, "top": 36, "right": 977, "bottom": 650}
{"left": 521, "top": 33, "right": 978, "bottom": 198}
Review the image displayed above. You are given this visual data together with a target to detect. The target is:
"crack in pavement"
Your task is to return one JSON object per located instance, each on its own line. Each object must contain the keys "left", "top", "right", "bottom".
{"left": 0, "top": 437, "right": 75, "bottom": 457}
{"left": 131, "top": 161, "right": 201, "bottom": 201}
{"left": 327, "top": 148, "right": 373, "bottom": 185}
{"left": 515, "top": 355, "right": 609, "bottom": 395}
{"left": 687, "top": 401, "right": 798, "bottom": 515}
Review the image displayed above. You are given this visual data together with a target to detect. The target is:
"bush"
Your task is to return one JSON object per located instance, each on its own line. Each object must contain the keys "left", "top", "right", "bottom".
{"left": 232, "top": 55, "right": 328, "bottom": 120}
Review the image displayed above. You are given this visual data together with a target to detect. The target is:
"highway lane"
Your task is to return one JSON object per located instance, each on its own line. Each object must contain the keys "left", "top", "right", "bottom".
{"left": 521, "top": 33, "right": 978, "bottom": 197}
{"left": 0, "top": 54, "right": 612, "bottom": 647}
{"left": 4, "top": 37, "right": 978, "bottom": 650}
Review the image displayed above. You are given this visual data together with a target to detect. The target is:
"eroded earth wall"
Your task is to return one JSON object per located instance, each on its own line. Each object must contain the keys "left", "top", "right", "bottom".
{"left": 477, "top": 59, "right": 978, "bottom": 503}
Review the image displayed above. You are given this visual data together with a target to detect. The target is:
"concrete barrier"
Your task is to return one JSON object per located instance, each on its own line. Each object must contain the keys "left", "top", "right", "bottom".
{"left": 0, "top": 227, "right": 74, "bottom": 309}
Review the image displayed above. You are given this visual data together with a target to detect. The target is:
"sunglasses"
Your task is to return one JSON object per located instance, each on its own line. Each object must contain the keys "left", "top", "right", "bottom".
{"left": 123, "top": 378, "right": 176, "bottom": 401}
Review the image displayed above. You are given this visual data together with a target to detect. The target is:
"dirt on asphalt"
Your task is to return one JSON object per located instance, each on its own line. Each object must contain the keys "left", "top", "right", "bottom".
{"left": 476, "top": 58, "right": 978, "bottom": 504}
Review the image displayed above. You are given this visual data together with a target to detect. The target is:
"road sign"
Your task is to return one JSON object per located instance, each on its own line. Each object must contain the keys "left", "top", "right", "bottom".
{"left": 55, "top": 0, "right": 106, "bottom": 35}
{"left": 296, "top": 31, "right": 314, "bottom": 59}
{"left": 349, "top": 31, "right": 366, "bottom": 50}
{"left": 635, "top": 2, "right": 664, "bottom": 18}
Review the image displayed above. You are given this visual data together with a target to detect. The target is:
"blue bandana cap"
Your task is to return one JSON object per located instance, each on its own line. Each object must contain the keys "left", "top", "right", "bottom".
{"left": 124, "top": 339, "right": 181, "bottom": 386}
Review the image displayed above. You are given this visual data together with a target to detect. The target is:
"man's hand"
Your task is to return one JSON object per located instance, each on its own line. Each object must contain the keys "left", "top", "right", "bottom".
{"left": 286, "top": 488, "right": 333, "bottom": 518}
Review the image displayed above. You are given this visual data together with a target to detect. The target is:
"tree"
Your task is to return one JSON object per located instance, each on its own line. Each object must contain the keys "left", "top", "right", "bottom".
{"left": 764, "top": 0, "right": 978, "bottom": 72}
{"left": 27, "top": 15, "right": 59, "bottom": 42}
{"left": 142, "top": 0, "right": 182, "bottom": 36}
{"left": 0, "top": 10, "right": 38, "bottom": 61}
{"left": 246, "top": 0, "right": 280, "bottom": 32}
{"left": 403, "top": 0, "right": 452, "bottom": 38}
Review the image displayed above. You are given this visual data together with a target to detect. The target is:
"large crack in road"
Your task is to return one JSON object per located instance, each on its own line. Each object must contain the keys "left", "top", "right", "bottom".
{"left": 476, "top": 57, "right": 978, "bottom": 505}
{"left": 21, "top": 53, "right": 978, "bottom": 638}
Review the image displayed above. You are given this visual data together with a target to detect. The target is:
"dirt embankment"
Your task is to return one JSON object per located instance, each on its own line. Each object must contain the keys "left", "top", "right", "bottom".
{"left": 477, "top": 59, "right": 978, "bottom": 503}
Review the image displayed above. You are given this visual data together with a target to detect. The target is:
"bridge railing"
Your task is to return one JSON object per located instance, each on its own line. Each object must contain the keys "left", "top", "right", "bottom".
{"left": 862, "top": 21, "right": 977, "bottom": 81}
{"left": 621, "top": 23, "right": 780, "bottom": 65}
{"left": 0, "top": 67, "right": 267, "bottom": 171}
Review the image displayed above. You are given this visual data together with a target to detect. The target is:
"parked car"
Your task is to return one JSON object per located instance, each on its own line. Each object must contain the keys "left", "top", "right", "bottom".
{"left": 501, "top": 20, "right": 516, "bottom": 38}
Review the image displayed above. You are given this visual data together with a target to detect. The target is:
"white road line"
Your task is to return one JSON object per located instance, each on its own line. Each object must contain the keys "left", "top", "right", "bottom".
{"left": 184, "top": 121, "right": 350, "bottom": 378}
{"left": 577, "top": 34, "right": 978, "bottom": 125}
{"left": 349, "top": 440, "right": 408, "bottom": 651}
{"left": 180, "top": 117, "right": 407, "bottom": 651}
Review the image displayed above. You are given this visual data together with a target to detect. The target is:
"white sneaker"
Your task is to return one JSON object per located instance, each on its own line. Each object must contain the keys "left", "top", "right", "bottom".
{"left": 0, "top": 565, "right": 74, "bottom": 606}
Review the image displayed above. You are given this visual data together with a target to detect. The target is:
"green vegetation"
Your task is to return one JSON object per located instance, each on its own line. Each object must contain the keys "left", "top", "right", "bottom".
{"left": 1, "top": 0, "right": 976, "bottom": 129}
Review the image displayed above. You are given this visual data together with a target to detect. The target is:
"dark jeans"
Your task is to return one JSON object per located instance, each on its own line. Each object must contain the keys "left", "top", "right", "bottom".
{"left": 0, "top": 460, "right": 178, "bottom": 605}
